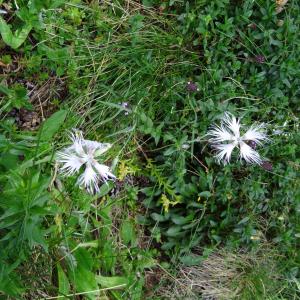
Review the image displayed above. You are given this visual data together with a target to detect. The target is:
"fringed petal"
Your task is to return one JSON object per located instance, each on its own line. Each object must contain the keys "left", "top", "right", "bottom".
{"left": 239, "top": 141, "right": 262, "bottom": 164}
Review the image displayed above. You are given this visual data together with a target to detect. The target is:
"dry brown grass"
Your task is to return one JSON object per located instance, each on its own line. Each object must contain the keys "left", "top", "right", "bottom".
{"left": 150, "top": 245, "right": 284, "bottom": 300}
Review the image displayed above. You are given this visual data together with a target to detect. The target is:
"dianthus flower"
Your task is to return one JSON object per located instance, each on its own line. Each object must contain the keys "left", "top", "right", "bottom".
{"left": 56, "top": 130, "right": 115, "bottom": 194}
{"left": 207, "top": 113, "right": 270, "bottom": 165}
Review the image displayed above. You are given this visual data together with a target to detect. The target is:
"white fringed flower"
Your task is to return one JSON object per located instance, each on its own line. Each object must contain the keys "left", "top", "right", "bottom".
{"left": 207, "top": 113, "right": 269, "bottom": 165}
{"left": 56, "top": 130, "right": 116, "bottom": 194}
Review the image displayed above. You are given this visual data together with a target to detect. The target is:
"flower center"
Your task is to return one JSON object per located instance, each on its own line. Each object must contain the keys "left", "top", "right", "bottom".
{"left": 233, "top": 136, "right": 242, "bottom": 146}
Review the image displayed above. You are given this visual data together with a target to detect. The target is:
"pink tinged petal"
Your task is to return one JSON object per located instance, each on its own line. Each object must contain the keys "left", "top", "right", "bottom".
{"left": 242, "top": 125, "right": 269, "bottom": 145}
{"left": 77, "top": 164, "right": 99, "bottom": 194}
{"left": 223, "top": 112, "right": 241, "bottom": 138}
{"left": 94, "top": 162, "right": 116, "bottom": 182}
{"left": 239, "top": 141, "right": 262, "bottom": 164}
{"left": 213, "top": 143, "right": 236, "bottom": 165}
{"left": 56, "top": 152, "right": 85, "bottom": 176}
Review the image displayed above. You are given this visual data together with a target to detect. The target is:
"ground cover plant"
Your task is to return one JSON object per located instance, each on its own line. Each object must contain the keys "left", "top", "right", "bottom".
{"left": 0, "top": 0, "right": 299, "bottom": 299}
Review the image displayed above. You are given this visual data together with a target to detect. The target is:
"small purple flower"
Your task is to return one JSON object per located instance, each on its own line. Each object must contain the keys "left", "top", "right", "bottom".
{"left": 119, "top": 102, "right": 131, "bottom": 115}
{"left": 254, "top": 55, "right": 265, "bottom": 64}
{"left": 186, "top": 81, "right": 199, "bottom": 92}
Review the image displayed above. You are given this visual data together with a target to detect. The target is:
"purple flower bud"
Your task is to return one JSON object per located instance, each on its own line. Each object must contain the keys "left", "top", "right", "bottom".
{"left": 254, "top": 55, "right": 265, "bottom": 64}
{"left": 260, "top": 161, "right": 273, "bottom": 171}
{"left": 186, "top": 81, "right": 199, "bottom": 92}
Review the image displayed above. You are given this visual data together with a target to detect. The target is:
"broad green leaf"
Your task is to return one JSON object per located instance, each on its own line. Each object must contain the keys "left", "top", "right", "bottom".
{"left": 101, "top": 240, "right": 116, "bottom": 273}
{"left": 171, "top": 214, "right": 193, "bottom": 225}
{"left": 150, "top": 213, "right": 167, "bottom": 222}
{"left": 120, "top": 219, "right": 136, "bottom": 246}
{"left": 97, "top": 181, "right": 114, "bottom": 197}
{"left": 19, "top": 155, "right": 52, "bottom": 173}
{"left": 165, "top": 225, "right": 183, "bottom": 237}
{"left": 72, "top": 267, "right": 98, "bottom": 300}
{"left": 74, "top": 248, "right": 94, "bottom": 271}
{"left": 40, "top": 110, "right": 67, "bottom": 141}
{"left": 68, "top": 248, "right": 98, "bottom": 299}
{"left": 0, "top": 17, "right": 32, "bottom": 49}
{"left": 57, "top": 263, "right": 70, "bottom": 296}
{"left": 199, "top": 191, "right": 212, "bottom": 198}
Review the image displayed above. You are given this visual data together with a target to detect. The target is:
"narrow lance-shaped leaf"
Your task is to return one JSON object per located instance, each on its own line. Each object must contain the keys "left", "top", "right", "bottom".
{"left": 40, "top": 110, "right": 67, "bottom": 141}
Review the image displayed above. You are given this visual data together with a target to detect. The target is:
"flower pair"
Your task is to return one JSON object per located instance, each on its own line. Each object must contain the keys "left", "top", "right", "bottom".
{"left": 56, "top": 130, "right": 115, "bottom": 194}
{"left": 207, "top": 112, "right": 270, "bottom": 165}
{"left": 57, "top": 113, "right": 270, "bottom": 194}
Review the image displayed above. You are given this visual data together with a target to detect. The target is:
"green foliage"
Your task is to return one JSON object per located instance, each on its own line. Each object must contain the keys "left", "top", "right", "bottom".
{"left": 39, "top": 110, "right": 67, "bottom": 141}
{"left": 129, "top": 0, "right": 300, "bottom": 259}
{"left": 0, "top": 16, "right": 32, "bottom": 49}
{"left": 0, "top": 0, "right": 299, "bottom": 298}
{"left": 0, "top": 84, "right": 31, "bottom": 111}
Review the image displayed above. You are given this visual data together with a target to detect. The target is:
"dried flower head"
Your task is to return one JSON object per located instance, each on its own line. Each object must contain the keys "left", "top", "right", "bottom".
{"left": 56, "top": 130, "right": 115, "bottom": 194}
{"left": 207, "top": 113, "right": 270, "bottom": 165}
